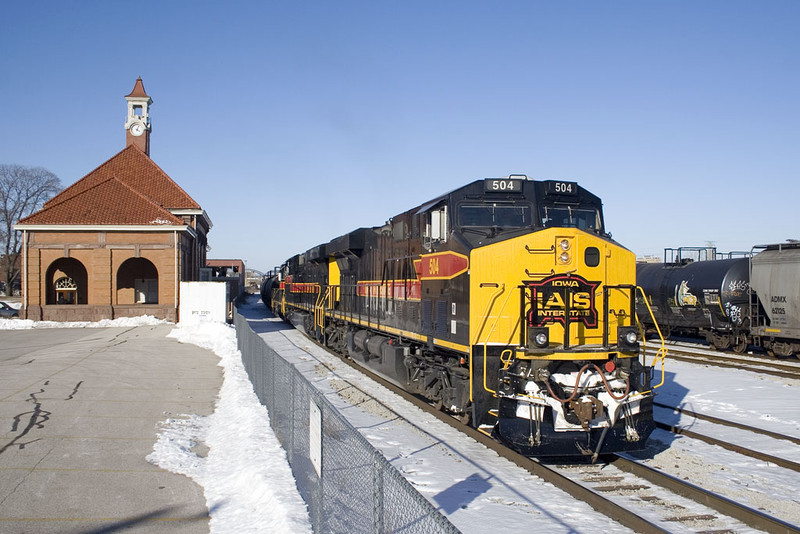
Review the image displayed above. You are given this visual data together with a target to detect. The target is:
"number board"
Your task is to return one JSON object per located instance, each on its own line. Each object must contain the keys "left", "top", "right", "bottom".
{"left": 484, "top": 178, "right": 524, "bottom": 193}
{"left": 545, "top": 180, "right": 578, "bottom": 196}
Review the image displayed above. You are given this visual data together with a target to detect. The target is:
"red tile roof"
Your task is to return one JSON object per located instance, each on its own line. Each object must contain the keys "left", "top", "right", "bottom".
{"left": 19, "top": 175, "right": 183, "bottom": 226}
{"left": 43, "top": 144, "right": 200, "bottom": 212}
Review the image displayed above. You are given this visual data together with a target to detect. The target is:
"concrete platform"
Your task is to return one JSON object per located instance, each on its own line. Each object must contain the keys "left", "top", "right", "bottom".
{"left": 0, "top": 324, "right": 222, "bottom": 534}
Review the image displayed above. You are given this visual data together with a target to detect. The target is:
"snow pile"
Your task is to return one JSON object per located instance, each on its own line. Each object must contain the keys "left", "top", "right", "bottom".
{"left": 0, "top": 314, "right": 167, "bottom": 329}
{"left": 149, "top": 322, "right": 312, "bottom": 534}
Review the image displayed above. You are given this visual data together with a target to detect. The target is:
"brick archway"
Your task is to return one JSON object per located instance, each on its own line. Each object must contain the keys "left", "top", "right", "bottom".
{"left": 45, "top": 258, "right": 89, "bottom": 305}
{"left": 116, "top": 257, "right": 159, "bottom": 305}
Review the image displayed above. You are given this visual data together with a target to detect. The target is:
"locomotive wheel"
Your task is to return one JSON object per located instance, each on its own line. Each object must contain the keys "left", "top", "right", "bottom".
{"left": 732, "top": 335, "right": 748, "bottom": 354}
{"left": 710, "top": 333, "right": 731, "bottom": 351}
{"left": 771, "top": 342, "right": 794, "bottom": 358}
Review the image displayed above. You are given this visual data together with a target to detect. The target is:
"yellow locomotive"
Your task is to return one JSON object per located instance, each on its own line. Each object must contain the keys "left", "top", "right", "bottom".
{"left": 266, "top": 175, "right": 664, "bottom": 458}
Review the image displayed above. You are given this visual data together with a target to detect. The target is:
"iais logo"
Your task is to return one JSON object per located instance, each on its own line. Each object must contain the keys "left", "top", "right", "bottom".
{"left": 526, "top": 273, "right": 600, "bottom": 328}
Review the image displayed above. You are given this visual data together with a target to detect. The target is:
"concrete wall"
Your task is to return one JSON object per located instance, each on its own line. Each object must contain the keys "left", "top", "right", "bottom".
{"left": 179, "top": 281, "right": 227, "bottom": 325}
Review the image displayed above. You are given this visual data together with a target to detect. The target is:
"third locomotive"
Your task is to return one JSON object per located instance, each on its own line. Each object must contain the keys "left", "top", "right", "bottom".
{"left": 264, "top": 175, "right": 665, "bottom": 458}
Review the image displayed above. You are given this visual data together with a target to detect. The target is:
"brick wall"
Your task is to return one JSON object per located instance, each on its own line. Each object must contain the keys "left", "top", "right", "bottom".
{"left": 22, "top": 229, "right": 187, "bottom": 322}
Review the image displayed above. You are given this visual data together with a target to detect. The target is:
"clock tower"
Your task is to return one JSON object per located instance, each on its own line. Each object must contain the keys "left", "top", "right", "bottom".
{"left": 124, "top": 77, "right": 152, "bottom": 156}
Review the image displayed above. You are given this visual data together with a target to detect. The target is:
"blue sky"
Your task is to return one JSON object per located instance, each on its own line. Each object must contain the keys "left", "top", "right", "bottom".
{"left": 2, "top": 1, "right": 798, "bottom": 272}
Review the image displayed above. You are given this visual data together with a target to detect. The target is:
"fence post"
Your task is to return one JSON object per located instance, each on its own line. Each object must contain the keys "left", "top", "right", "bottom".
{"left": 373, "top": 451, "right": 384, "bottom": 533}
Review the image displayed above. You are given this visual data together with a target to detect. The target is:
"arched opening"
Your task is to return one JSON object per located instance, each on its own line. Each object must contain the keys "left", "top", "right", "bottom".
{"left": 45, "top": 258, "right": 88, "bottom": 305}
{"left": 117, "top": 257, "right": 159, "bottom": 304}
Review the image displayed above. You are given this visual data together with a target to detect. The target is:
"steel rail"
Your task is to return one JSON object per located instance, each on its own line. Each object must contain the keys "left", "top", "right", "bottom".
{"left": 612, "top": 455, "right": 800, "bottom": 534}
{"left": 654, "top": 420, "right": 800, "bottom": 472}
{"left": 645, "top": 346, "right": 800, "bottom": 380}
{"left": 647, "top": 341, "right": 800, "bottom": 368}
{"left": 655, "top": 401, "right": 800, "bottom": 447}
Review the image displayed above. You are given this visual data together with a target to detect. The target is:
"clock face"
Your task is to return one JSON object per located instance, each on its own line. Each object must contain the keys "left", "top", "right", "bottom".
{"left": 130, "top": 123, "right": 145, "bottom": 136}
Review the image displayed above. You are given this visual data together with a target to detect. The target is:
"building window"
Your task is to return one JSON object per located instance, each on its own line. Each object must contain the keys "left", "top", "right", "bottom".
{"left": 55, "top": 276, "right": 77, "bottom": 305}
{"left": 46, "top": 258, "right": 88, "bottom": 305}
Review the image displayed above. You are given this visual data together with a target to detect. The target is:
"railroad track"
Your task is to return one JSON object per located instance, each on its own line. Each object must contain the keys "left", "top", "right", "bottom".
{"left": 654, "top": 401, "right": 800, "bottom": 473}
{"left": 644, "top": 340, "right": 800, "bottom": 379}
{"left": 287, "top": 329, "right": 800, "bottom": 533}
{"left": 554, "top": 455, "right": 800, "bottom": 534}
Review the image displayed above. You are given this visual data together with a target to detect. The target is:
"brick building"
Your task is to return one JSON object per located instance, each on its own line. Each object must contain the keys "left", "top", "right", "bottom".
{"left": 14, "top": 78, "right": 211, "bottom": 322}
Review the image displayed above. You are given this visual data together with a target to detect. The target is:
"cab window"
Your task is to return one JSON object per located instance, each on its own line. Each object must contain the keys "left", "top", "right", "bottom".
{"left": 541, "top": 206, "right": 602, "bottom": 232}
{"left": 459, "top": 203, "right": 531, "bottom": 228}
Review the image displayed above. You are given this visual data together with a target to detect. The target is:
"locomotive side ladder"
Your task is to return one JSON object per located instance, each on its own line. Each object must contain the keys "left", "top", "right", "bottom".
{"left": 470, "top": 281, "right": 516, "bottom": 436}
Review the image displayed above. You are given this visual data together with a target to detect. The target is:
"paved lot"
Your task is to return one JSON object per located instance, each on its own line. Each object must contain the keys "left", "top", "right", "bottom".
{"left": 0, "top": 325, "right": 222, "bottom": 534}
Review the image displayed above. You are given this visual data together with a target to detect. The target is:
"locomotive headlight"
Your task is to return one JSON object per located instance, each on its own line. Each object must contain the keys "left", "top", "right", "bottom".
{"left": 528, "top": 327, "right": 549, "bottom": 348}
{"left": 559, "top": 251, "right": 570, "bottom": 263}
{"left": 618, "top": 326, "right": 639, "bottom": 351}
{"left": 559, "top": 239, "right": 570, "bottom": 251}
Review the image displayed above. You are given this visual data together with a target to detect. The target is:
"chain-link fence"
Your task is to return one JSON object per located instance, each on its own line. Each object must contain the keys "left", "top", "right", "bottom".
{"left": 234, "top": 311, "right": 460, "bottom": 533}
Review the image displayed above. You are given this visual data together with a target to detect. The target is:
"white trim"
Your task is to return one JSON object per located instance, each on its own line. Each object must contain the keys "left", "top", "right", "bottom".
{"left": 174, "top": 230, "right": 179, "bottom": 311}
{"left": 170, "top": 208, "right": 213, "bottom": 229}
{"left": 169, "top": 209, "right": 203, "bottom": 215}
{"left": 14, "top": 224, "right": 190, "bottom": 232}
{"left": 23, "top": 230, "right": 28, "bottom": 311}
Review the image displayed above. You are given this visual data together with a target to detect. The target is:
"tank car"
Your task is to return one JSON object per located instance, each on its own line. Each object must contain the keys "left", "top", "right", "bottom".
{"left": 749, "top": 242, "right": 800, "bottom": 357}
{"left": 267, "top": 175, "right": 664, "bottom": 459}
{"left": 259, "top": 274, "right": 278, "bottom": 309}
{"left": 636, "top": 249, "right": 750, "bottom": 352}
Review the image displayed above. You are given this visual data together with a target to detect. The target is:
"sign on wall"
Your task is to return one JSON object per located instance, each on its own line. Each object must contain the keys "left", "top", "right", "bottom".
{"left": 309, "top": 399, "right": 322, "bottom": 477}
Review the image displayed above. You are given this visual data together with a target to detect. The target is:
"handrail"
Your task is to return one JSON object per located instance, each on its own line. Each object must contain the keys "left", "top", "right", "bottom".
{"left": 635, "top": 285, "right": 667, "bottom": 392}
{"left": 480, "top": 288, "right": 518, "bottom": 396}
{"left": 327, "top": 284, "right": 339, "bottom": 308}
{"left": 314, "top": 286, "right": 331, "bottom": 334}
{"left": 468, "top": 283, "right": 505, "bottom": 401}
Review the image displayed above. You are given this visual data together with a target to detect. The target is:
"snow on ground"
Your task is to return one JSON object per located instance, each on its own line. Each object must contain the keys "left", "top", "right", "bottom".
{"left": 3, "top": 301, "right": 800, "bottom": 531}
{"left": 153, "top": 322, "right": 312, "bottom": 534}
{"left": 634, "top": 359, "right": 800, "bottom": 526}
{"left": 0, "top": 315, "right": 168, "bottom": 329}
{"left": 1, "top": 308, "right": 313, "bottom": 534}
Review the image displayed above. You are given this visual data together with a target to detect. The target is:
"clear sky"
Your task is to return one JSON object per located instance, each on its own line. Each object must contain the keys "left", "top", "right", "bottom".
{"left": 2, "top": 1, "right": 798, "bottom": 272}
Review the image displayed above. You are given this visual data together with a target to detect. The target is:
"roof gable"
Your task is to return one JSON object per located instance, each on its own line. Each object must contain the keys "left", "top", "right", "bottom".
{"left": 19, "top": 175, "right": 183, "bottom": 226}
{"left": 43, "top": 144, "right": 200, "bottom": 211}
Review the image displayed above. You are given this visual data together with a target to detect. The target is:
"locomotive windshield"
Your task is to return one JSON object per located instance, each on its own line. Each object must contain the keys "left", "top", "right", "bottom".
{"left": 459, "top": 202, "right": 532, "bottom": 228}
{"left": 541, "top": 205, "right": 602, "bottom": 232}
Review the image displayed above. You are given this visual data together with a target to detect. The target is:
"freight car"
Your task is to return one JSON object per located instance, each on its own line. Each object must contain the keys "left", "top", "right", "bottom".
{"left": 636, "top": 242, "right": 800, "bottom": 357}
{"left": 265, "top": 175, "right": 665, "bottom": 459}
{"left": 748, "top": 242, "right": 800, "bottom": 357}
{"left": 636, "top": 248, "right": 750, "bottom": 352}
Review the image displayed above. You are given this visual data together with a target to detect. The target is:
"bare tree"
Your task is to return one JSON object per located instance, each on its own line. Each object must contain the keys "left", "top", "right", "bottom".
{"left": 0, "top": 164, "right": 62, "bottom": 296}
